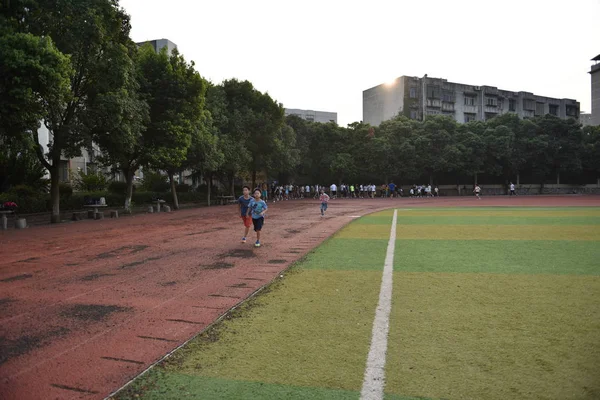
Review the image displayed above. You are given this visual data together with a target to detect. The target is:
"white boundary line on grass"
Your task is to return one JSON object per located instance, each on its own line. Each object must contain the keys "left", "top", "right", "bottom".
{"left": 360, "top": 209, "right": 397, "bottom": 400}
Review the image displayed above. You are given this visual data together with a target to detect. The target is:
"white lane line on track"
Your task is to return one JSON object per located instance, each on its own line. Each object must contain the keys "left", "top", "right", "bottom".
{"left": 360, "top": 209, "right": 397, "bottom": 400}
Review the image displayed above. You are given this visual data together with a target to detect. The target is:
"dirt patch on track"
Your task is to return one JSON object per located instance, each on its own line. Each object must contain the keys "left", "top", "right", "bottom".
{"left": 268, "top": 259, "right": 287, "bottom": 264}
{"left": 80, "top": 273, "right": 115, "bottom": 281}
{"left": 60, "top": 304, "right": 131, "bottom": 322}
{"left": 0, "top": 327, "right": 69, "bottom": 365}
{"left": 95, "top": 245, "right": 149, "bottom": 260}
{"left": 1, "top": 274, "right": 33, "bottom": 283}
{"left": 202, "top": 262, "right": 235, "bottom": 270}
{"left": 220, "top": 249, "right": 256, "bottom": 259}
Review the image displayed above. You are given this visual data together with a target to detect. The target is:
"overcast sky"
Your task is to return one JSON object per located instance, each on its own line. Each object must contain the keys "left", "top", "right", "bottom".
{"left": 120, "top": 0, "right": 600, "bottom": 126}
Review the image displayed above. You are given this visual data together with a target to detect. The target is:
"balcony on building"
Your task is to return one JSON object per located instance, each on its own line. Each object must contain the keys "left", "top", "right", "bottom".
{"left": 463, "top": 105, "right": 478, "bottom": 113}
{"left": 427, "top": 99, "right": 441, "bottom": 108}
{"left": 485, "top": 106, "right": 499, "bottom": 114}
{"left": 522, "top": 110, "right": 535, "bottom": 118}
{"left": 442, "top": 102, "right": 455, "bottom": 112}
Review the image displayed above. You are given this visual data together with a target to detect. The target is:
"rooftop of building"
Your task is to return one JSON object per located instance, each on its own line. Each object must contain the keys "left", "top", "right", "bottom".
{"left": 364, "top": 75, "right": 578, "bottom": 102}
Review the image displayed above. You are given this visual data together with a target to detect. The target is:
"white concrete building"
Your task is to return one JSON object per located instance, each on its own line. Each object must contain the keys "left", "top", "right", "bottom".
{"left": 37, "top": 123, "right": 104, "bottom": 182}
{"left": 589, "top": 54, "right": 600, "bottom": 126}
{"left": 363, "top": 75, "right": 580, "bottom": 126}
{"left": 285, "top": 108, "right": 337, "bottom": 124}
{"left": 136, "top": 39, "right": 178, "bottom": 55}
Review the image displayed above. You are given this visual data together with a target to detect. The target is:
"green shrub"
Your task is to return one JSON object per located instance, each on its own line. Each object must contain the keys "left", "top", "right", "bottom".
{"left": 108, "top": 181, "right": 132, "bottom": 194}
{"left": 176, "top": 183, "right": 190, "bottom": 192}
{"left": 141, "top": 171, "right": 170, "bottom": 193}
{"left": 73, "top": 170, "right": 108, "bottom": 192}
{"left": 177, "top": 192, "right": 204, "bottom": 203}
{"left": 0, "top": 192, "right": 48, "bottom": 214}
{"left": 7, "top": 184, "right": 39, "bottom": 197}
{"left": 131, "top": 191, "right": 156, "bottom": 204}
{"left": 59, "top": 183, "right": 73, "bottom": 197}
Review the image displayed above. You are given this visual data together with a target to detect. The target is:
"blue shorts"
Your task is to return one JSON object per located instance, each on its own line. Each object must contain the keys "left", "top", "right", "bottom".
{"left": 252, "top": 217, "right": 264, "bottom": 231}
{"left": 320, "top": 203, "right": 328, "bottom": 211}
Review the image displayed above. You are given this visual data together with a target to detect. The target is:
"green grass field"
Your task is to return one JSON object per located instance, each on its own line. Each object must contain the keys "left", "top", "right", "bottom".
{"left": 116, "top": 207, "right": 600, "bottom": 400}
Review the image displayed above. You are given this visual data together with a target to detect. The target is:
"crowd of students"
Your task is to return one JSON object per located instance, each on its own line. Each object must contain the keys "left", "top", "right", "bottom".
{"left": 251, "top": 182, "right": 450, "bottom": 201}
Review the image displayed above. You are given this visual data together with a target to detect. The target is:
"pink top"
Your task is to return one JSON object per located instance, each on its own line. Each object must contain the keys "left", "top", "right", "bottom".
{"left": 320, "top": 194, "right": 330, "bottom": 203}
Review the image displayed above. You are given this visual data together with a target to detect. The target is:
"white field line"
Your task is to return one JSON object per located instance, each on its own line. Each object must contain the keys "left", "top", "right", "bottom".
{"left": 360, "top": 209, "right": 398, "bottom": 400}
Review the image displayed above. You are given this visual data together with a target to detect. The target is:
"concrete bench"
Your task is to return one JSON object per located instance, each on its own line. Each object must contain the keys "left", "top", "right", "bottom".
{"left": 72, "top": 211, "right": 87, "bottom": 221}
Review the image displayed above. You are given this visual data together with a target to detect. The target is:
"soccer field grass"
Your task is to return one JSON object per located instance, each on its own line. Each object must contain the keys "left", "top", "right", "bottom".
{"left": 115, "top": 207, "right": 600, "bottom": 400}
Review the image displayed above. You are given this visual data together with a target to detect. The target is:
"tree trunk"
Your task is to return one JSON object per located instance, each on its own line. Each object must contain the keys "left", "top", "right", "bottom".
{"left": 251, "top": 169, "right": 257, "bottom": 191}
{"left": 516, "top": 172, "right": 520, "bottom": 186}
{"left": 50, "top": 163, "right": 61, "bottom": 224}
{"left": 430, "top": 174, "right": 433, "bottom": 186}
{"left": 474, "top": 172, "right": 478, "bottom": 186}
{"left": 556, "top": 171, "right": 560, "bottom": 185}
{"left": 124, "top": 168, "right": 135, "bottom": 214}
{"left": 168, "top": 170, "right": 180, "bottom": 210}
{"left": 205, "top": 172, "right": 212, "bottom": 207}
{"left": 229, "top": 172, "right": 235, "bottom": 197}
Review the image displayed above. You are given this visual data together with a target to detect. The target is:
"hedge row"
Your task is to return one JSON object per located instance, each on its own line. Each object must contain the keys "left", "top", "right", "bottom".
{"left": 0, "top": 190, "right": 208, "bottom": 214}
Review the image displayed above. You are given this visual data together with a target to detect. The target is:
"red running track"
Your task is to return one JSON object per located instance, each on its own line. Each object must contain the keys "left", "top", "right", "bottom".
{"left": 1, "top": 195, "right": 599, "bottom": 399}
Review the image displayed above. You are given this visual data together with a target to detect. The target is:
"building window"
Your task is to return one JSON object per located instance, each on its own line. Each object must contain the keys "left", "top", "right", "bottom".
{"left": 535, "top": 102, "right": 545, "bottom": 116}
{"left": 410, "top": 110, "right": 418, "bottom": 119}
{"left": 509, "top": 99, "right": 516, "bottom": 111}
{"left": 59, "top": 160, "right": 69, "bottom": 182}
{"left": 486, "top": 97, "right": 497, "bottom": 106}
{"left": 409, "top": 87, "right": 417, "bottom": 98}
{"left": 566, "top": 105, "right": 578, "bottom": 117}
{"left": 427, "top": 85, "right": 440, "bottom": 99}
{"left": 549, "top": 104, "right": 559, "bottom": 116}
{"left": 442, "top": 91, "right": 455, "bottom": 102}
{"left": 464, "top": 97, "right": 475, "bottom": 106}
{"left": 464, "top": 113, "right": 476, "bottom": 122}
{"left": 523, "top": 99, "right": 535, "bottom": 110}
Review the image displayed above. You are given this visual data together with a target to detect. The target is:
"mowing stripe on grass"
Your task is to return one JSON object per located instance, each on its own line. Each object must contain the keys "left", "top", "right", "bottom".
{"left": 361, "top": 209, "right": 397, "bottom": 400}
{"left": 355, "top": 216, "right": 600, "bottom": 225}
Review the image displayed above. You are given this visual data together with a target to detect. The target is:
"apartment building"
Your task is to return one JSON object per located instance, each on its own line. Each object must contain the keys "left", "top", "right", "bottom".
{"left": 285, "top": 108, "right": 337, "bottom": 124}
{"left": 363, "top": 75, "right": 580, "bottom": 126}
{"left": 589, "top": 53, "right": 600, "bottom": 126}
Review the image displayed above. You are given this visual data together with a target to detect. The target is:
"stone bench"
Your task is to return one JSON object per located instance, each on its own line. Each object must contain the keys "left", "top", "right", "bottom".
{"left": 72, "top": 211, "right": 87, "bottom": 221}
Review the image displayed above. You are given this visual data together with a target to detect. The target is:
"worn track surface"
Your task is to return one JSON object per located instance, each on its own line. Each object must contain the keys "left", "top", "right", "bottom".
{"left": 1, "top": 195, "right": 598, "bottom": 400}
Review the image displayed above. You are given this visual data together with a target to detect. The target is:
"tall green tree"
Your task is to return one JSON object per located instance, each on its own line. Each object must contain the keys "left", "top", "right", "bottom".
{"left": 137, "top": 45, "right": 207, "bottom": 209}
{"left": 582, "top": 125, "right": 600, "bottom": 184}
{"left": 413, "top": 116, "right": 462, "bottom": 185}
{"left": 91, "top": 44, "right": 148, "bottom": 213}
{"left": 1, "top": 0, "right": 136, "bottom": 223}
{"left": 184, "top": 108, "right": 224, "bottom": 206}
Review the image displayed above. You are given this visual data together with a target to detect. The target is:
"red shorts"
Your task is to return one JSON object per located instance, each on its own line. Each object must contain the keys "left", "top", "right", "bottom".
{"left": 241, "top": 215, "right": 252, "bottom": 228}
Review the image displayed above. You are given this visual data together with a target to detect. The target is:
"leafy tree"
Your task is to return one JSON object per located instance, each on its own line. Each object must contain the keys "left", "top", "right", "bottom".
{"left": 73, "top": 170, "right": 108, "bottom": 192}
{"left": 185, "top": 108, "right": 224, "bottom": 205}
{"left": 1, "top": 0, "right": 136, "bottom": 223}
{"left": 412, "top": 116, "right": 462, "bottom": 185}
{"left": 582, "top": 125, "right": 600, "bottom": 182}
{"left": 91, "top": 45, "right": 148, "bottom": 213}
{"left": 137, "top": 45, "right": 207, "bottom": 209}
{"left": 246, "top": 91, "right": 286, "bottom": 188}
{"left": 0, "top": 135, "right": 48, "bottom": 192}
{"left": 533, "top": 115, "right": 583, "bottom": 184}
{"left": 268, "top": 124, "right": 300, "bottom": 179}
